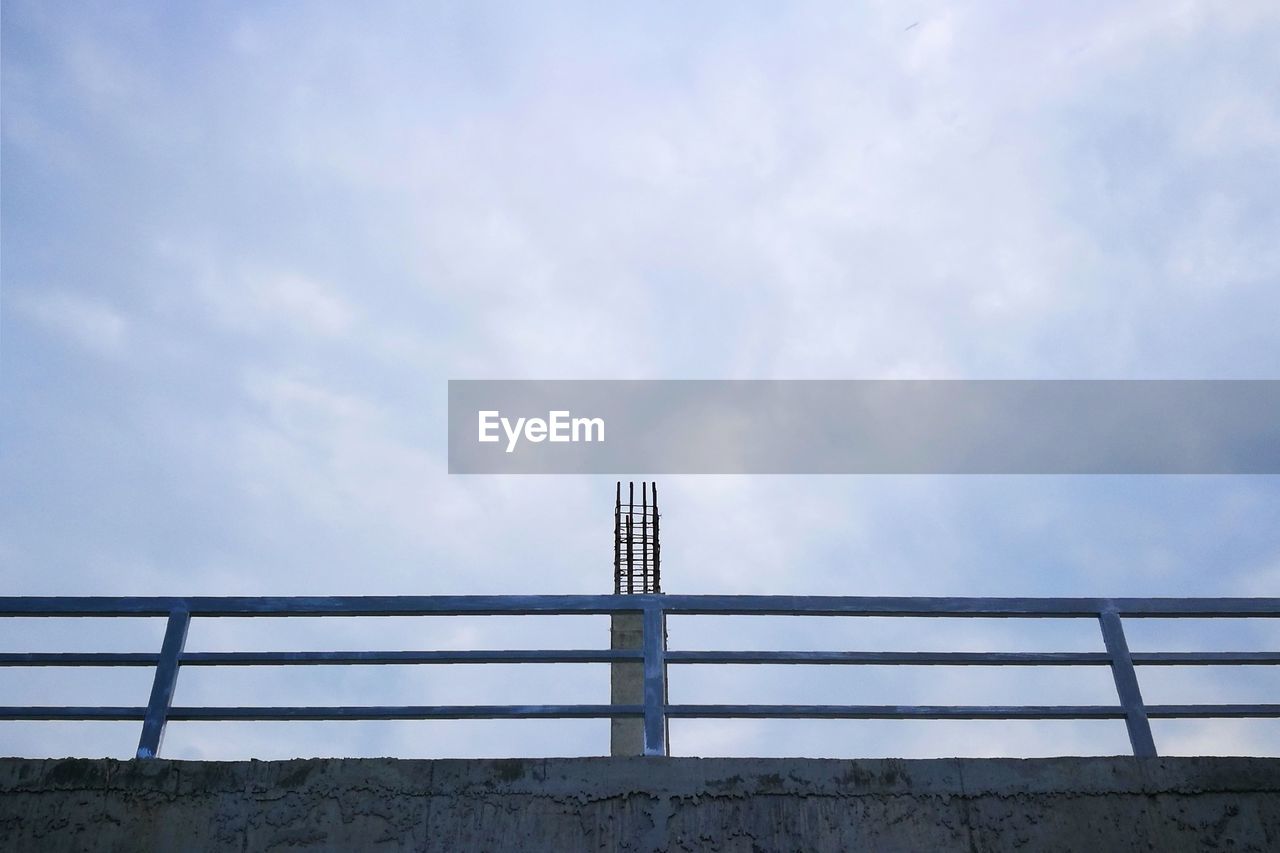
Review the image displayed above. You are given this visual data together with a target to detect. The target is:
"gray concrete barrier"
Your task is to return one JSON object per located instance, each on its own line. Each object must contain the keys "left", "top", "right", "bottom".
{"left": 2, "top": 755, "right": 1277, "bottom": 851}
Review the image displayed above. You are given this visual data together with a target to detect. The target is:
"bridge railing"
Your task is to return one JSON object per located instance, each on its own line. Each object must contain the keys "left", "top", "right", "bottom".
{"left": 1, "top": 595, "right": 1277, "bottom": 759}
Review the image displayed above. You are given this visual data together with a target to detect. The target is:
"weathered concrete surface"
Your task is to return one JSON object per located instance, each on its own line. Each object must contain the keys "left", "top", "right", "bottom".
{"left": 1, "top": 756, "right": 1277, "bottom": 852}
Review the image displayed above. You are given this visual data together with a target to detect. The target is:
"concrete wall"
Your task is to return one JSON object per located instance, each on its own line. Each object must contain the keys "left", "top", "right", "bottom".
{"left": 2, "top": 755, "right": 1276, "bottom": 852}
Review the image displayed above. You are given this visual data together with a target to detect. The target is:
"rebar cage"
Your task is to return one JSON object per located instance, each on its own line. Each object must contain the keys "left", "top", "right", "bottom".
{"left": 614, "top": 481, "right": 660, "bottom": 594}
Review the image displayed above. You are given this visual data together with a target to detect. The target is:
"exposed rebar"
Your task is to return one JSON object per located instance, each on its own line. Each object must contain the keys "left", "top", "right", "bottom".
{"left": 613, "top": 481, "right": 660, "bottom": 594}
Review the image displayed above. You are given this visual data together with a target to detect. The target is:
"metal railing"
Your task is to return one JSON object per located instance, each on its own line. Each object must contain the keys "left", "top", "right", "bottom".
{"left": 1, "top": 595, "right": 1278, "bottom": 759}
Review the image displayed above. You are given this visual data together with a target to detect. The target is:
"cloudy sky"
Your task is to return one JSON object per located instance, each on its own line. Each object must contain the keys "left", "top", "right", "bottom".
{"left": 2, "top": 1, "right": 1278, "bottom": 760}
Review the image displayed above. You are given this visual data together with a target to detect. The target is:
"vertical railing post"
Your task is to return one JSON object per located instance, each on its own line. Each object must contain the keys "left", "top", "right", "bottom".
{"left": 642, "top": 602, "right": 667, "bottom": 756}
{"left": 136, "top": 606, "right": 191, "bottom": 759}
{"left": 1098, "top": 607, "right": 1157, "bottom": 757}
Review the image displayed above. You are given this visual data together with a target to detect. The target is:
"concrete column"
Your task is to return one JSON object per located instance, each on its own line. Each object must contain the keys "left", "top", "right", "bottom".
{"left": 610, "top": 613, "right": 645, "bottom": 756}
{"left": 611, "top": 613, "right": 669, "bottom": 756}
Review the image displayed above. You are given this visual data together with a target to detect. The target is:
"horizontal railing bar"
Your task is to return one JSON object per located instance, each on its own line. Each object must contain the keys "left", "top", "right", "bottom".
{"left": 0, "top": 707, "right": 147, "bottom": 720}
{"left": 0, "top": 595, "right": 643, "bottom": 617}
{"left": 0, "top": 705, "right": 645, "bottom": 721}
{"left": 1131, "top": 652, "right": 1280, "bottom": 665}
{"left": 2, "top": 595, "right": 1277, "bottom": 618}
{"left": 4, "top": 650, "right": 1274, "bottom": 668}
{"left": 665, "top": 704, "right": 1280, "bottom": 719}
{"left": 665, "top": 704, "right": 1125, "bottom": 719}
{"left": 666, "top": 651, "right": 1112, "bottom": 665}
{"left": 0, "top": 653, "right": 160, "bottom": 666}
{"left": 5, "top": 703, "right": 1275, "bottom": 722}
{"left": 1146, "top": 704, "right": 1280, "bottom": 718}
{"left": 178, "top": 650, "right": 641, "bottom": 665}
{"left": 658, "top": 596, "right": 1280, "bottom": 617}
{"left": 172, "top": 705, "right": 641, "bottom": 720}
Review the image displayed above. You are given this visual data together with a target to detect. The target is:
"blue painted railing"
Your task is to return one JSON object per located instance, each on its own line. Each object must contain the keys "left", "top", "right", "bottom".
{"left": 1, "top": 595, "right": 1277, "bottom": 759}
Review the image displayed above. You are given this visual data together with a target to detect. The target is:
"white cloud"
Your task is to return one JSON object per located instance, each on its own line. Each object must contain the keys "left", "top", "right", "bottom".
{"left": 19, "top": 290, "right": 129, "bottom": 355}
{"left": 2, "top": 0, "right": 1278, "bottom": 761}
{"left": 203, "top": 270, "right": 356, "bottom": 338}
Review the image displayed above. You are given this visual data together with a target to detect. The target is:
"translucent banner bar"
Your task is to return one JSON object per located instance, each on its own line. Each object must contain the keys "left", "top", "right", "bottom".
{"left": 448, "top": 380, "right": 1280, "bottom": 474}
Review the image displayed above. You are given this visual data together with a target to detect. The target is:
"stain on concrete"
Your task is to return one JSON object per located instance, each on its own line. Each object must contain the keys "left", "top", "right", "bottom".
{"left": 0, "top": 756, "right": 1276, "bottom": 852}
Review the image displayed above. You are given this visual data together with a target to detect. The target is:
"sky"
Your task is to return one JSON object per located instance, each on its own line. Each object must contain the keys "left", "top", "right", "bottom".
{"left": 1, "top": 0, "right": 1278, "bottom": 760}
